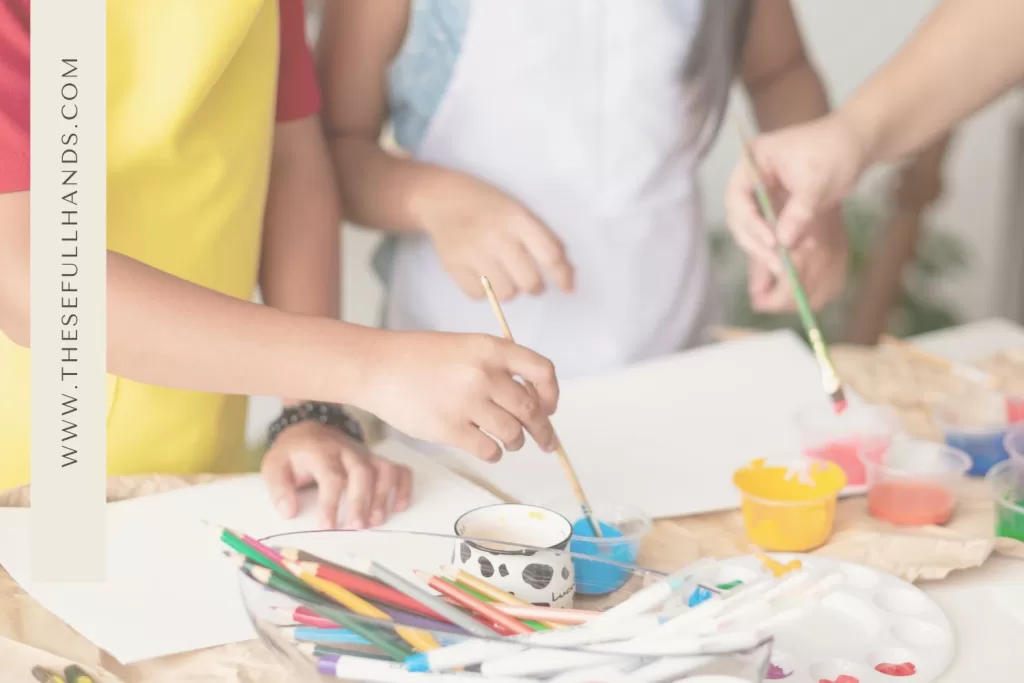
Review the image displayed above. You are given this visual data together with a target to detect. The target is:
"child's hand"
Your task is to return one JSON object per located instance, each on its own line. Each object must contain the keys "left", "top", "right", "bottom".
{"left": 360, "top": 330, "right": 560, "bottom": 463}
{"left": 421, "top": 172, "right": 575, "bottom": 301}
{"left": 261, "top": 420, "right": 413, "bottom": 531}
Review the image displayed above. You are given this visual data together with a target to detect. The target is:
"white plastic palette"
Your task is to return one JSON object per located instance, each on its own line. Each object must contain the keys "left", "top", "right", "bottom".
{"left": 693, "top": 554, "right": 954, "bottom": 683}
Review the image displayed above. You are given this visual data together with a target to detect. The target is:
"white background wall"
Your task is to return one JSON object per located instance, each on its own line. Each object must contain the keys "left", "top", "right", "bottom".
{"left": 251, "top": 0, "right": 1023, "bottom": 442}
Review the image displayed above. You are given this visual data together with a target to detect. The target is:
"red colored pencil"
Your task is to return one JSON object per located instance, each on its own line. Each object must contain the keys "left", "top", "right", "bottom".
{"left": 413, "top": 570, "right": 533, "bottom": 636}
{"left": 277, "top": 551, "right": 449, "bottom": 622}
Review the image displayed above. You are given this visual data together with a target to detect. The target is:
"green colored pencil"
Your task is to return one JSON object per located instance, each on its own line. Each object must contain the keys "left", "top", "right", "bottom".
{"left": 438, "top": 577, "right": 548, "bottom": 632}
{"left": 735, "top": 119, "right": 847, "bottom": 413}
{"left": 233, "top": 558, "right": 413, "bottom": 661}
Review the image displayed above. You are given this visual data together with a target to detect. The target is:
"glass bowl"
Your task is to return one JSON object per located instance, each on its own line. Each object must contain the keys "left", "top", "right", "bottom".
{"left": 236, "top": 530, "right": 774, "bottom": 682}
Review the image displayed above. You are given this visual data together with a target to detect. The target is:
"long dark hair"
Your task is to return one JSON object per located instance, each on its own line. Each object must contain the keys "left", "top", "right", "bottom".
{"left": 684, "top": 0, "right": 754, "bottom": 159}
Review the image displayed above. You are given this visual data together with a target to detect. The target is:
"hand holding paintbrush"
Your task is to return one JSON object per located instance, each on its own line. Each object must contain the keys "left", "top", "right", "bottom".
{"left": 734, "top": 120, "right": 848, "bottom": 414}
{"left": 479, "top": 276, "right": 604, "bottom": 537}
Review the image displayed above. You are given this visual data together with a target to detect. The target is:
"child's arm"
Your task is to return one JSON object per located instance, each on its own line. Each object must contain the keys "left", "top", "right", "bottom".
{"left": 0, "top": 3, "right": 559, "bottom": 465}
{"left": 317, "top": 0, "right": 574, "bottom": 301}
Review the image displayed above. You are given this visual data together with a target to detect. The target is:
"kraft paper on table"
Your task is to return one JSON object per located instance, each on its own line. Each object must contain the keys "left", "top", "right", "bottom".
{"left": 1, "top": 344, "right": 1023, "bottom": 683}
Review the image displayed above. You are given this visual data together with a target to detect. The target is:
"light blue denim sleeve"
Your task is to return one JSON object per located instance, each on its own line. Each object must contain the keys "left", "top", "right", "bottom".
{"left": 374, "top": 0, "right": 470, "bottom": 291}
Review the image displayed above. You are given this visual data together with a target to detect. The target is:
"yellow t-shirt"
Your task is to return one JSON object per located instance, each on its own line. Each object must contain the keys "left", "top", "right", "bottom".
{"left": 0, "top": 0, "right": 306, "bottom": 489}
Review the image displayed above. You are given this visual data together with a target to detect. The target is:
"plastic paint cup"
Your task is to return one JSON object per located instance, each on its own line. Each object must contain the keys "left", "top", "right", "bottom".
{"left": 732, "top": 458, "right": 847, "bottom": 552}
{"left": 861, "top": 437, "right": 971, "bottom": 526}
{"left": 988, "top": 460, "right": 1024, "bottom": 542}
{"left": 933, "top": 389, "right": 1020, "bottom": 476}
{"left": 1003, "top": 423, "right": 1024, "bottom": 487}
{"left": 539, "top": 499, "right": 651, "bottom": 596}
{"left": 794, "top": 400, "right": 898, "bottom": 487}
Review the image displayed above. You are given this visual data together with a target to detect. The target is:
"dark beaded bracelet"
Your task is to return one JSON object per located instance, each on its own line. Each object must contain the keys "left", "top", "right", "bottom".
{"left": 266, "top": 401, "right": 365, "bottom": 447}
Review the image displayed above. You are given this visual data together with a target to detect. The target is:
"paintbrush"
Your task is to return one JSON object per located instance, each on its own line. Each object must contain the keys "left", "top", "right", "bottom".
{"left": 734, "top": 119, "right": 847, "bottom": 414}
{"left": 479, "top": 275, "right": 604, "bottom": 537}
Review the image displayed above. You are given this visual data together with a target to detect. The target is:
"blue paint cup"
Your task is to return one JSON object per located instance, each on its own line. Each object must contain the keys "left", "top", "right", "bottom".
{"left": 563, "top": 503, "right": 651, "bottom": 596}
{"left": 934, "top": 390, "right": 1016, "bottom": 477}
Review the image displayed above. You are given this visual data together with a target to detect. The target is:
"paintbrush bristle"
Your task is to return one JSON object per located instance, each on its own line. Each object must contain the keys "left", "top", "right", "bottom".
{"left": 831, "top": 387, "right": 847, "bottom": 415}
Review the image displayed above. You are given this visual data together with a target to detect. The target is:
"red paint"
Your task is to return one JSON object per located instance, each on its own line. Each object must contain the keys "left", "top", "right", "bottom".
{"left": 833, "top": 398, "right": 848, "bottom": 415}
{"left": 868, "top": 480, "right": 954, "bottom": 526}
{"left": 819, "top": 676, "right": 860, "bottom": 683}
{"left": 1007, "top": 396, "right": 1024, "bottom": 424}
{"left": 875, "top": 662, "right": 917, "bottom": 677}
{"left": 806, "top": 438, "right": 888, "bottom": 487}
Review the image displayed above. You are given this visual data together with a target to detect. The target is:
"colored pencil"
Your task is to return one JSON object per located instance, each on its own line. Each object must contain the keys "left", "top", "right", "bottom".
{"left": 283, "top": 559, "right": 442, "bottom": 653}
{"left": 340, "top": 554, "right": 500, "bottom": 638}
{"left": 232, "top": 557, "right": 413, "bottom": 661}
{"left": 210, "top": 524, "right": 285, "bottom": 574}
{"left": 284, "top": 625, "right": 374, "bottom": 646}
{"left": 486, "top": 603, "right": 598, "bottom": 625}
{"left": 296, "top": 641, "right": 393, "bottom": 662}
{"left": 281, "top": 555, "right": 449, "bottom": 622}
{"left": 439, "top": 577, "right": 550, "bottom": 631}
{"left": 440, "top": 565, "right": 533, "bottom": 609}
{"left": 479, "top": 275, "right": 603, "bottom": 536}
{"left": 31, "top": 667, "right": 66, "bottom": 683}
{"left": 415, "top": 570, "right": 533, "bottom": 635}
{"left": 277, "top": 604, "right": 470, "bottom": 636}
{"left": 733, "top": 120, "right": 847, "bottom": 414}
{"left": 62, "top": 666, "right": 95, "bottom": 683}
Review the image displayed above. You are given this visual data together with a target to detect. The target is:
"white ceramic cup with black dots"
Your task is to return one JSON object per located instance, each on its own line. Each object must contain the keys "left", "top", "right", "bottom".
{"left": 452, "top": 503, "right": 576, "bottom": 608}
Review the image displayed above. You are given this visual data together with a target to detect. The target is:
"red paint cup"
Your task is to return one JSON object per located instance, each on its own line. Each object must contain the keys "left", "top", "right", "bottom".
{"left": 860, "top": 437, "right": 971, "bottom": 526}
{"left": 794, "top": 401, "right": 899, "bottom": 488}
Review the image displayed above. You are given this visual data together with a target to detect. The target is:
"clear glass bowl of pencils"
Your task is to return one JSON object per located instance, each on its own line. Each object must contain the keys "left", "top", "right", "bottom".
{"left": 229, "top": 529, "right": 778, "bottom": 682}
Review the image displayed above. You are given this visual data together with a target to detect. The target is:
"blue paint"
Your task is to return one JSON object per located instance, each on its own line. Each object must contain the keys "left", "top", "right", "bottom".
{"left": 569, "top": 519, "right": 638, "bottom": 595}
{"left": 688, "top": 586, "right": 714, "bottom": 607}
{"left": 943, "top": 429, "right": 1009, "bottom": 476}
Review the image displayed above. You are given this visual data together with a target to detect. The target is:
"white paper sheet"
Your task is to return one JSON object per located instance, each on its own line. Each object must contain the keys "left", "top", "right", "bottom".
{"left": 0, "top": 440, "right": 501, "bottom": 664}
{"left": 413, "top": 329, "right": 858, "bottom": 520}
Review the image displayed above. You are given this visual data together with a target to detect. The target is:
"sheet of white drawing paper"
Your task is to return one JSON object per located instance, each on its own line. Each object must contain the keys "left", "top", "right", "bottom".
{"left": 0, "top": 439, "right": 500, "bottom": 664}
{"left": 415, "top": 329, "right": 865, "bottom": 520}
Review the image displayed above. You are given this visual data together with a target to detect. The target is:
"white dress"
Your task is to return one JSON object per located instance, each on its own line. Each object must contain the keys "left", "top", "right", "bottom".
{"left": 378, "top": 0, "right": 751, "bottom": 380}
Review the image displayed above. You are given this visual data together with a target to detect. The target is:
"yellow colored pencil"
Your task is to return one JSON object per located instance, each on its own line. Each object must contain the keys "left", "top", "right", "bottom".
{"left": 282, "top": 560, "right": 441, "bottom": 652}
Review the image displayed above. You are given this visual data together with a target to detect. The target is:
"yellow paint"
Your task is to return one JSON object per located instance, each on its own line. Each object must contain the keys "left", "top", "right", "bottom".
{"left": 527, "top": 511, "right": 546, "bottom": 520}
{"left": 757, "top": 554, "right": 802, "bottom": 577}
{"left": 733, "top": 459, "right": 846, "bottom": 552}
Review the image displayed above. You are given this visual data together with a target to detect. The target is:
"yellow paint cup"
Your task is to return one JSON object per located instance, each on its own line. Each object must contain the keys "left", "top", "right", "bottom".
{"left": 733, "top": 458, "right": 847, "bottom": 552}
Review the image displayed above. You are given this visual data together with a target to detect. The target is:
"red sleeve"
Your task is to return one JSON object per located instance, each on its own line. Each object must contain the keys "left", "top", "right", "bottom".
{"left": 276, "top": 0, "right": 321, "bottom": 122}
{"left": 0, "top": 0, "right": 30, "bottom": 193}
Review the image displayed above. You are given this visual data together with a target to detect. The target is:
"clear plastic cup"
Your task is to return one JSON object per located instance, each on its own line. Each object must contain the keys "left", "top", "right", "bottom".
{"left": 933, "top": 389, "right": 1022, "bottom": 476}
{"left": 794, "top": 400, "right": 899, "bottom": 488}
{"left": 1004, "top": 423, "right": 1024, "bottom": 485}
{"left": 535, "top": 498, "right": 652, "bottom": 596}
{"left": 988, "top": 460, "right": 1024, "bottom": 543}
{"left": 732, "top": 458, "right": 846, "bottom": 552}
{"left": 860, "top": 437, "right": 971, "bottom": 526}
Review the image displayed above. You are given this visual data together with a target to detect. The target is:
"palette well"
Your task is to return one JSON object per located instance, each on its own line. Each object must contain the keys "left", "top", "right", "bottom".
{"left": 689, "top": 554, "right": 955, "bottom": 683}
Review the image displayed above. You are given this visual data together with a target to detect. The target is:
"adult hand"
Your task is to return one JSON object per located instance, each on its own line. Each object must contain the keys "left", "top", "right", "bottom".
{"left": 725, "top": 113, "right": 869, "bottom": 273}
{"left": 361, "top": 330, "right": 560, "bottom": 463}
{"left": 747, "top": 206, "right": 849, "bottom": 313}
{"left": 262, "top": 421, "right": 412, "bottom": 530}
{"left": 422, "top": 171, "right": 575, "bottom": 301}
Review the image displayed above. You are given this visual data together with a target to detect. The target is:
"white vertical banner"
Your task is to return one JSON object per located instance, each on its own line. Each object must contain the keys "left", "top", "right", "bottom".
{"left": 30, "top": 0, "right": 107, "bottom": 581}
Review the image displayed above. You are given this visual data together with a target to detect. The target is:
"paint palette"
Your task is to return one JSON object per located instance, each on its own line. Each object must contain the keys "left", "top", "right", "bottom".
{"left": 685, "top": 554, "right": 954, "bottom": 683}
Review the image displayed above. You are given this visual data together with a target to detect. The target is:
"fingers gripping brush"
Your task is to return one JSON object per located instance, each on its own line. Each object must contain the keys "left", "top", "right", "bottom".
{"left": 735, "top": 120, "right": 848, "bottom": 414}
